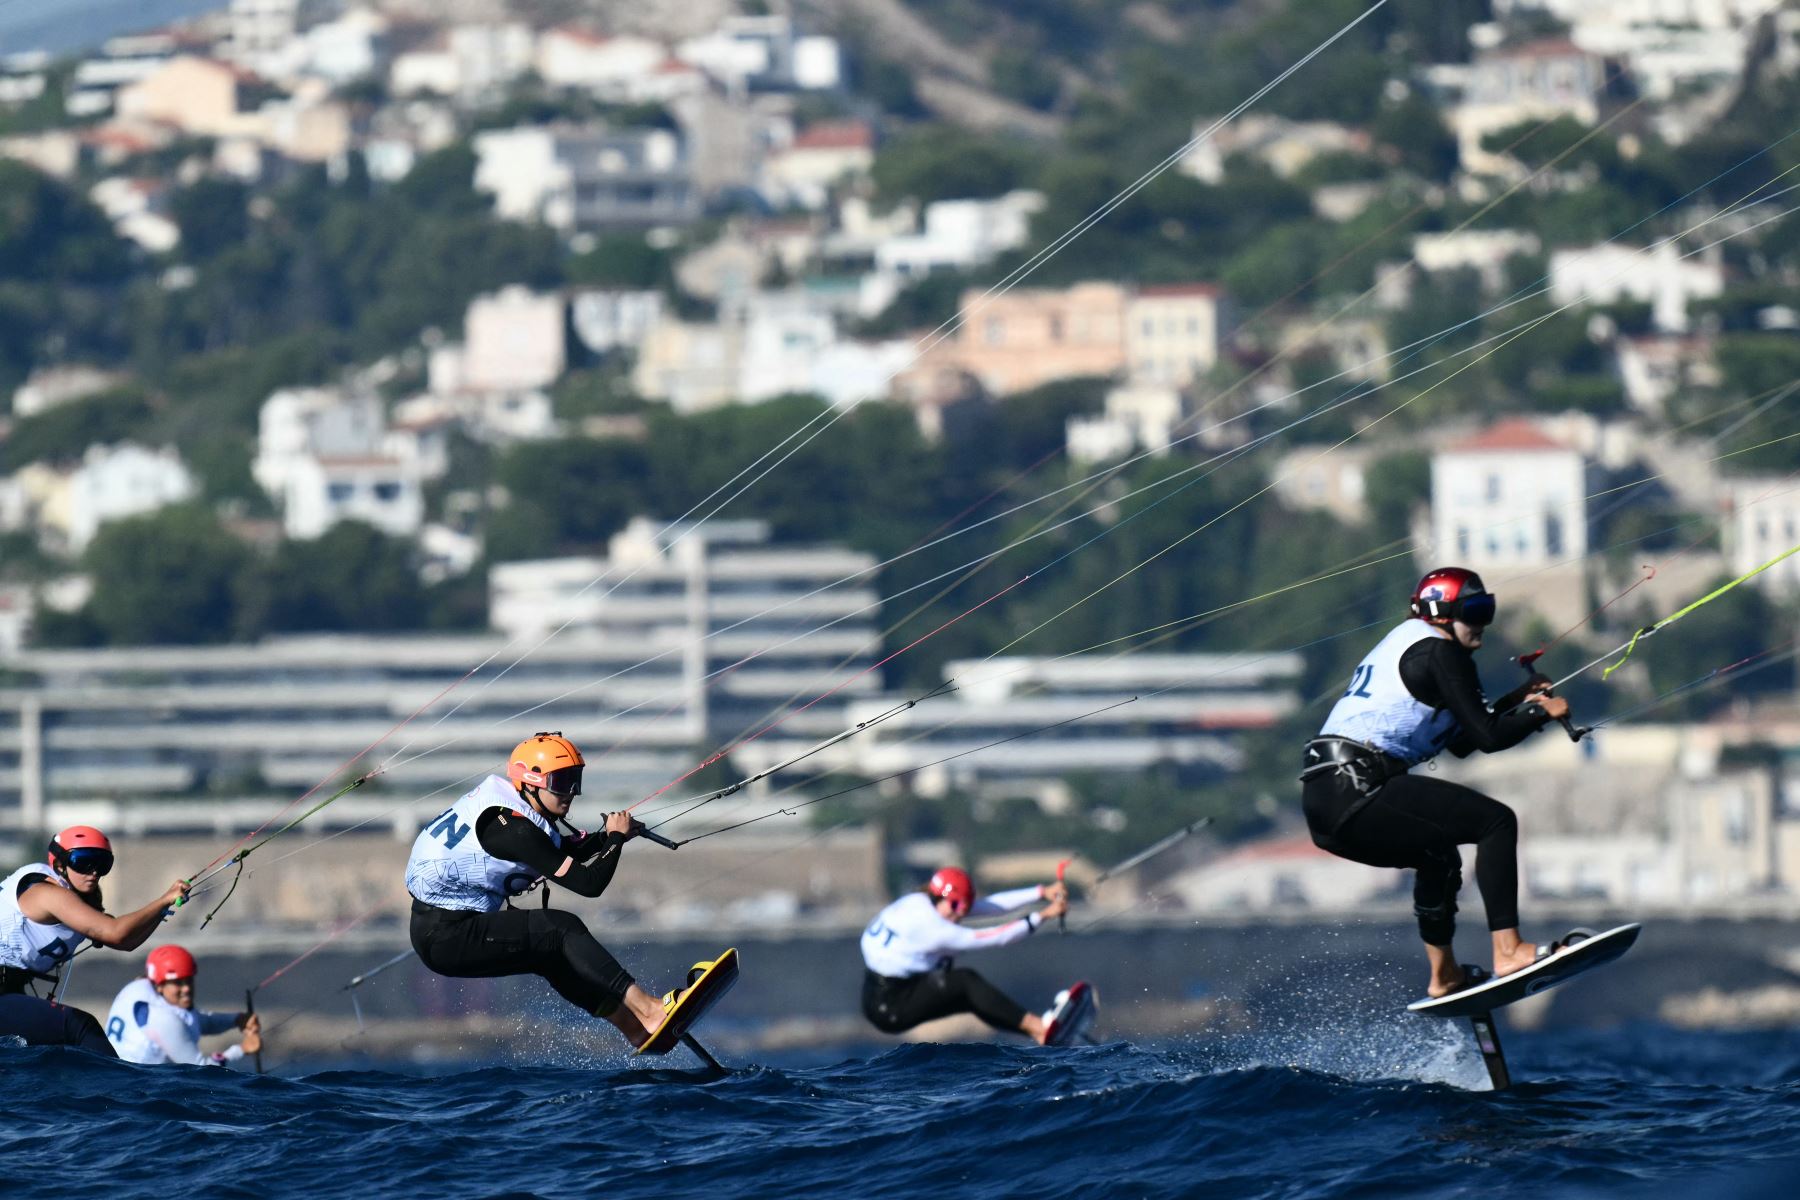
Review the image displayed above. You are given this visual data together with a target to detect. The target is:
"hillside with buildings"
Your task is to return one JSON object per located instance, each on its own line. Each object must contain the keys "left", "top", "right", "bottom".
{"left": 3, "top": 0, "right": 1800, "bottom": 946}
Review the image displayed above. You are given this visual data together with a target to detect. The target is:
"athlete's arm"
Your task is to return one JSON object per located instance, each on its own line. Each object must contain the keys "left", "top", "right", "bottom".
{"left": 1400, "top": 639, "right": 1547, "bottom": 756}
{"left": 474, "top": 808, "right": 627, "bottom": 898}
{"left": 969, "top": 885, "right": 1046, "bottom": 916}
{"left": 20, "top": 878, "right": 189, "bottom": 950}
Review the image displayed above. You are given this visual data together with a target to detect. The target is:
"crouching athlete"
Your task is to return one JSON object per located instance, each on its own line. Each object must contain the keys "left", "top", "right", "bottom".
{"left": 860, "top": 867, "right": 1068, "bottom": 1044}
{"left": 1, "top": 826, "right": 191, "bottom": 1055}
{"left": 1301, "top": 567, "right": 1574, "bottom": 999}
{"left": 406, "top": 732, "right": 672, "bottom": 1046}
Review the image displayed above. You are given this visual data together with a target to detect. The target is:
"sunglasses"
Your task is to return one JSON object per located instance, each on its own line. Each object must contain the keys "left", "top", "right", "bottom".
{"left": 64, "top": 847, "right": 114, "bottom": 877}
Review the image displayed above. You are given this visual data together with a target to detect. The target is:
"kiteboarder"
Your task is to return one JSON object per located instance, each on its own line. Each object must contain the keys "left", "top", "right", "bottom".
{"left": 105, "top": 944, "right": 262, "bottom": 1066}
{"left": 0, "top": 827, "right": 191, "bottom": 1055}
{"left": 860, "top": 866, "right": 1072, "bottom": 1043}
{"left": 1301, "top": 568, "right": 1574, "bottom": 998}
{"left": 404, "top": 732, "right": 681, "bottom": 1047}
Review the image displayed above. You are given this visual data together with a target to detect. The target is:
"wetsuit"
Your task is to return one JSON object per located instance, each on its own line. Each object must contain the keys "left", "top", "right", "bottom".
{"left": 407, "top": 776, "right": 636, "bottom": 1018}
{"left": 1302, "top": 620, "right": 1551, "bottom": 946}
{"left": 0, "top": 863, "right": 115, "bottom": 1056}
{"left": 859, "top": 887, "right": 1043, "bottom": 1035}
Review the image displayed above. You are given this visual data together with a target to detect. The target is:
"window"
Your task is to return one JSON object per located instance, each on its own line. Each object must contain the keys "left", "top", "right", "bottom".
{"left": 327, "top": 482, "right": 355, "bottom": 503}
{"left": 1048, "top": 316, "right": 1064, "bottom": 342}
{"left": 1544, "top": 513, "right": 1563, "bottom": 557}
{"left": 1456, "top": 525, "right": 1470, "bottom": 556}
{"left": 1485, "top": 473, "right": 1502, "bottom": 502}
{"left": 984, "top": 317, "right": 1004, "bottom": 345}
{"left": 373, "top": 482, "right": 402, "bottom": 503}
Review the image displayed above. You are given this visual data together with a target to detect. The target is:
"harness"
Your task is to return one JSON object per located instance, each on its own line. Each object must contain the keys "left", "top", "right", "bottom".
{"left": 1299, "top": 736, "right": 1411, "bottom": 834}
{"left": 0, "top": 964, "right": 60, "bottom": 997}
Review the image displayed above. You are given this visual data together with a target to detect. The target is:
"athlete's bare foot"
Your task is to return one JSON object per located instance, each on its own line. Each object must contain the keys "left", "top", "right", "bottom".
{"left": 1021, "top": 1012, "right": 1050, "bottom": 1045}
{"left": 1491, "top": 929, "right": 1539, "bottom": 978}
{"left": 1424, "top": 942, "right": 1468, "bottom": 997}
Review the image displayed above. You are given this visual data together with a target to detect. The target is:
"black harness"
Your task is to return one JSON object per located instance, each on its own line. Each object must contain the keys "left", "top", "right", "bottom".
{"left": 1300, "top": 736, "right": 1411, "bottom": 834}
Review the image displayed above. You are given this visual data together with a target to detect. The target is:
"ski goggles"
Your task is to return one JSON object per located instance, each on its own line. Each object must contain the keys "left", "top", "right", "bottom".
{"left": 541, "top": 765, "right": 583, "bottom": 797}
{"left": 1456, "top": 593, "right": 1497, "bottom": 627}
{"left": 63, "top": 847, "right": 114, "bottom": 877}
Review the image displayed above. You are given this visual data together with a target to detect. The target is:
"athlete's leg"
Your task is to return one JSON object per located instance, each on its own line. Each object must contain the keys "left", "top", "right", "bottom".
{"left": 411, "top": 904, "right": 660, "bottom": 1041}
{"left": 1308, "top": 773, "right": 1535, "bottom": 993}
{"left": 0, "top": 994, "right": 118, "bottom": 1056}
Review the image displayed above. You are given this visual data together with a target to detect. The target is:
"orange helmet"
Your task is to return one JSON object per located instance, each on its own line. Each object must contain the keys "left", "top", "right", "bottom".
{"left": 508, "top": 731, "right": 584, "bottom": 796}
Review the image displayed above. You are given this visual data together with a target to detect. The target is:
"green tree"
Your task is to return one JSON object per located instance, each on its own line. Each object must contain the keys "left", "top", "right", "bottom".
{"left": 171, "top": 178, "right": 251, "bottom": 260}
{"left": 239, "top": 522, "right": 427, "bottom": 635}
{"left": 81, "top": 506, "right": 251, "bottom": 644}
{"left": 871, "top": 125, "right": 1034, "bottom": 208}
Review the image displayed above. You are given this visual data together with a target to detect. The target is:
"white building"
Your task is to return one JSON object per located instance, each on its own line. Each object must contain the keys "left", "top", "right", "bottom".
{"left": 1431, "top": 419, "right": 1590, "bottom": 570}
{"left": 1066, "top": 382, "right": 1191, "bottom": 464}
{"left": 1269, "top": 445, "right": 1384, "bottom": 525}
{"left": 874, "top": 191, "right": 1044, "bottom": 279}
{"left": 761, "top": 121, "right": 874, "bottom": 211}
{"left": 461, "top": 287, "right": 567, "bottom": 393}
{"left": 281, "top": 454, "right": 423, "bottom": 540}
{"left": 299, "top": 7, "right": 389, "bottom": 85}
{"left": 252, "top": 387, "right": 386, "bottom": 501}
{"left": 1549, "top": 241, "right": 1725, "bottom": 333}
{"left": 1412, "top": 229, "right": 1541, "bottom": 293}
{"left": 1124, "top": 284, "right": 1231, "bottom": 387}
{"left": 1728, "top": 478, "right": 1800, "bottom": 589}
{"left": 473, "top": 125, "right": 699, "bottom": 232}
{"left": 489, "top": 517, "right": 882, "bottom": 742}
{"left": 389, "top": 23, "right": 534, "bottom": 101}
{"left": 63, "top": 443, "right": 197, "bottom": 552}
{"left": 88, "top": 176, "right": 180, "bottom": 253}
{"left": 1613, "top": 334, "right": 1721, "bottom": 413}
{"left": 11, "top": 366, "right": 127, "bottom": 419}
{"left": 1179, "top": 113, "right": 1370, "bottom": 184}
{"left": 734, "top": 652, "right": 1304, "bottom": 800}
{"left": 535, "top": 28, "right": 666, "bottom": 97}
{"left": 1451, "top": 38, "right": 1614, "bottom": 175}
{"left": 67, "top": 33, "right": 179, "bottom": 117}
{"left": 677, "top": 16, "right": 840, "bottom": 93}
{"left": 570, "top": 289, "right": 665, "bottom": 356}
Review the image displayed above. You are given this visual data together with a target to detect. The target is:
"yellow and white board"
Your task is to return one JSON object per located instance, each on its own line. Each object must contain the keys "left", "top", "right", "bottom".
{"left": 635, "top": 947, "right": 740, "bottom": 1056}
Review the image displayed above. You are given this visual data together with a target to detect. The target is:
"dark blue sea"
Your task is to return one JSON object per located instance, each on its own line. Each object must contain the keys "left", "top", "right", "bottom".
{"left": 5, "top": 1025, "right": 1798, "bottom": 1198}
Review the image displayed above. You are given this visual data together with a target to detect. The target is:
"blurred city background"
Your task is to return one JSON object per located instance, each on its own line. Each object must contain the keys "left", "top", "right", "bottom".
{"left": 3, "top": 0, "right": 1800, "bottom": 1061}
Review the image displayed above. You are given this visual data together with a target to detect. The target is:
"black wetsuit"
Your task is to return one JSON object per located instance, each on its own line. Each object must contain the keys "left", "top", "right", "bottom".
{"left": 862, "top": 967, "right": 1029, "bottom": 1035}
{"left": 0, "top": 981, "right": 117, "bottom": 1056}
{"left": 409, "top": 810, "right": 637, "bottom": 1017}
{"left": 1303, "top": 637, "right": 1551, "bottom": 946}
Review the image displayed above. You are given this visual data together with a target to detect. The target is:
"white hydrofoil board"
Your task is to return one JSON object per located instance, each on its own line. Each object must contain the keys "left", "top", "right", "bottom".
{"left": 1407, "top": 923, "right": 1640, "bottom": 1019}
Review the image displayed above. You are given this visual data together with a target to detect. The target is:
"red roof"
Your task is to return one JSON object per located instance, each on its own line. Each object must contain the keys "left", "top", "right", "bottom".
{"left": 1137, "top": 283, "right": 1223, "bottom": 299}
{"left": 1449, "top": 419, "right": 1569, "bottom": 454}
{"left": 791, "top": 121, "right": 874, "bottom": 152}
{"left": 1489, "top": 37, "right": 1588, "bottom": 61}
{"left": 548, "top": 26, "right": 610, "bottom": 47}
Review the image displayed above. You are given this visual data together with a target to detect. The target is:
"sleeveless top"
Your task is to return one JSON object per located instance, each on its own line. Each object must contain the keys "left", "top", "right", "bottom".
{"left": 0, "top": 864, "right": 88, "bottom": 975}
{"left": 405, "top": 775, "right": 562, "bottom": 912}
{"left": 1317, "top": 619, "right": 1461, "bottom": 766}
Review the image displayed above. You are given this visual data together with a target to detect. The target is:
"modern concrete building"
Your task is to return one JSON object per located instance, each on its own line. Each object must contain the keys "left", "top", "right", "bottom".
{"left": 489, "top": 517, "right": 884, "bottom": 745}
{"left": 473, "top": 124, "right": 700, "bottom": 233}
{"left": 733, "top": 651, "right": 1306, "bottom": 800}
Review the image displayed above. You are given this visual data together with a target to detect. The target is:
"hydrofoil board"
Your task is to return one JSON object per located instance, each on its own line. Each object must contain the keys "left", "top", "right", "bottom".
{"left": 637, "top": 947, "right": 739, "bottom": 1056}
{"left": 1043, "top": 981, "right": 1098, "bottom": 1046}
{"left": 1407, "top": 923, "right": 1640, "bottom": 1020}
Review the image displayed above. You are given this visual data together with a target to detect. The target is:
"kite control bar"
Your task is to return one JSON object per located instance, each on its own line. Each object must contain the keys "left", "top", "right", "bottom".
{"left": 1517, "top": 651, "right": 1589, "bottom": 743}
{"left": 635, "top": 821, "right": 680, "bottom": 850}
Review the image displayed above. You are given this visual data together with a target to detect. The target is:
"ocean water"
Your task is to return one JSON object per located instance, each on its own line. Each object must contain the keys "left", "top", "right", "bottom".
{"left": 4, "top": 1025, "right": 1798, "bottom": 1198}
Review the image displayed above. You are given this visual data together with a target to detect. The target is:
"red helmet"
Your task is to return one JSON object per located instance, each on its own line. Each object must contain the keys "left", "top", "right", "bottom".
{"left": 1410, "top": 567, "right": 1495, "bottom": 627}
{"left": 146, "top": 945, "right": 198, "bottom": 983}
{"left": 48, "top": 825, "right": 114, "bottom": 876}
{"left": 928, "top": 867, "right": 976, "bottom": 915}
